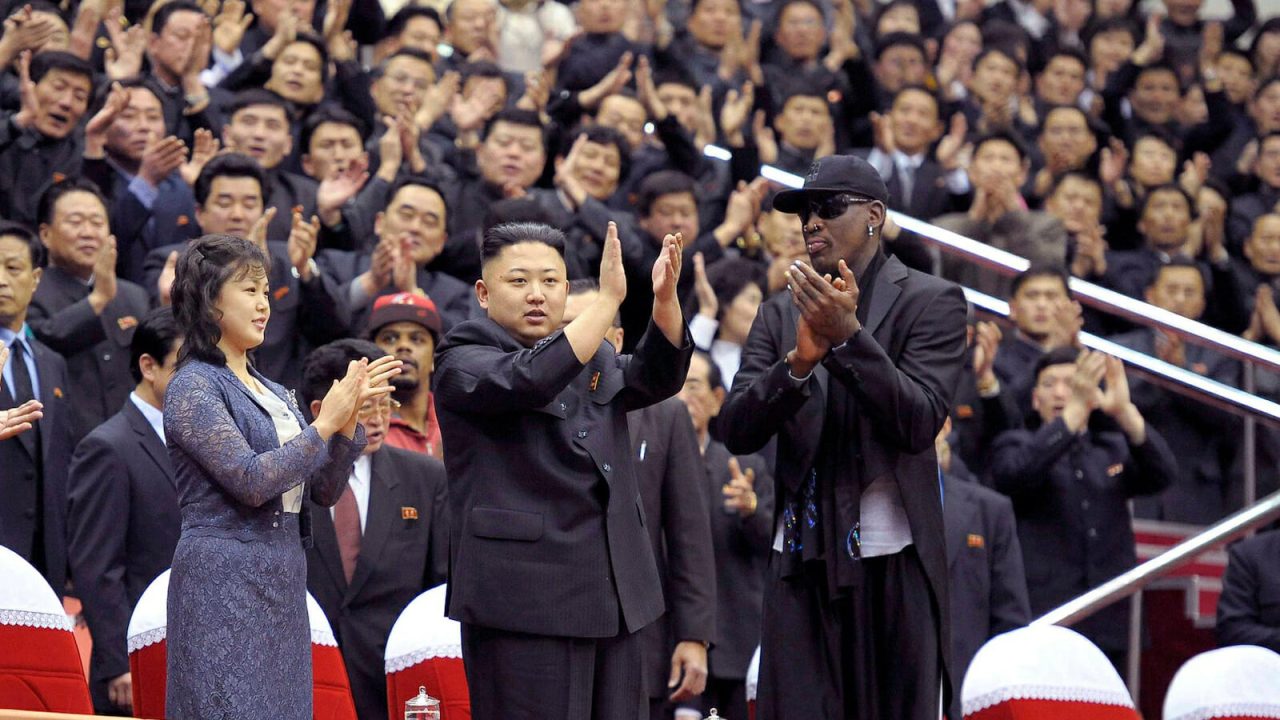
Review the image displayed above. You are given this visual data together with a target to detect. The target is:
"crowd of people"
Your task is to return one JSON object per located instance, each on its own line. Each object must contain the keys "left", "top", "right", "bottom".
{"left": 1, "top": 0, "right": 1280, "bottom": 716}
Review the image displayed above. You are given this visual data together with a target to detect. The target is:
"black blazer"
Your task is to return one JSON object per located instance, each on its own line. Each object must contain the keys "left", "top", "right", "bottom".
{"left": 27, "top": 266, "right": 152, "bottom": 445}
{"left": 66, "top": 399, "right": 180, "bottom": 712}
{"left": 0, "top": 336, "right": 74, "bottom": 594}
{"left": 719, "top": 254, "right": 968, "bottom": 697}
{"left": 628, "top": 398, "right": 716, "bottom": 697}
{"left": 703, "top": 440, "right": 774, "bottom": 680}
{"left": 943, "top": 469, "right": 1030, "bottom": 711}
{"left": 305, "top": 445, "right": 449, "bottom": 720}
{"left": 1218, "top": 529, "right": 1280, "bottom": 653}
{"left": 435, "top": 317, "right": 692, "bottom": 638}
{"left": 992, "top": 418, "right": 1175, "bottom": 650}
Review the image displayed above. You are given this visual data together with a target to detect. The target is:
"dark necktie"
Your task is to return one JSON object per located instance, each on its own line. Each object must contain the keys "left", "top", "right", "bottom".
{"left": 333, "top": 483, "right": 361, "bottom": 584}
{"left": 8, "top": 340, "right": 39, "bottom": 456}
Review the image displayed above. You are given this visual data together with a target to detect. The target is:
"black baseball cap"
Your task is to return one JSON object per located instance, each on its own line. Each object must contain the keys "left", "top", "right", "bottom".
{"left": 772, "top": 155, "right": 890, "bottom": 215}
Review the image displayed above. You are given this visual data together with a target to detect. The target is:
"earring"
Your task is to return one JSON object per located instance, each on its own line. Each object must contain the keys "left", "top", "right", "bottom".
{"left": 867, "top": 225, "right": 875, "bottom": 237}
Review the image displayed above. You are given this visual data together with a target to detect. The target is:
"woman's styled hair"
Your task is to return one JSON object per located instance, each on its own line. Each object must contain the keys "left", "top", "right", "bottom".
{"left": 171, "top": 234, "right": 270, "bottom": 367}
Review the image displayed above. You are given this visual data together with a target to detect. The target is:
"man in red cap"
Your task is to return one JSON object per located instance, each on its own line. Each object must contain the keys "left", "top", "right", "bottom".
{"left": 366, "top": 292, "right": 444, "bottom": 460}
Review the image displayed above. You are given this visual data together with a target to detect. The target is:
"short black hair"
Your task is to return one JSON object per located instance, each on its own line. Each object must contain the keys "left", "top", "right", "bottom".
{"left": 892, "top": 84, "right": 942, "bottom": 111}
{"left": 1218, "top": 47, "right": 1255, "bottom": 73}
{"left": 226, "top": 88, "right": 295, "bottom": 125}
{"left": 875, "top": 32, "right": 927, "bottom": 61}
{"left": 973, "top": 129, "right": 1030, "bottom": 163}
{"left": 973, "top": 45, "right": 1024, "bottom": 74}
{"left": 301, "top": 338, "right": 388, "bottom": 408}
{"left": 151, "top": 0, "right": 204, "bottom": 35}
{"left": 386, "top": 5, "right": 442, "bottom": 37}
{"left": 1039, "top": 104, "right": 1095, "bottom": 140}
{"left": 383, "top": 176, "right": 447, "bottom": 217}
{"left": 372, "top": 47, "right": 436, "bottom": 81}
{"left": 194, "top": 153, "right": 266, "bottom": 207}
{"left": 0, "top": 221, "right": 43, "bottom": 268}
{"left": 129, "top": 307, "right": 182, "bottom": 384}
{"left": 1255, "top": 75, "right": 1280, "bottom": 101}
{"left": 1149, "top": 254, "right": 1207, "bottom": 292}
{"left": 1011, "top": 265, "right": 1072, "bottom": 299}
{"left": 481, "top": 222, "right": 566, "bottom": 265}
{"left": 705, "top": 258, "right": 766, "bottom": 321}
{"left": 1033, "top": 345, "right": 1082, "bottom": 382}
{"left": 482, "top": 197, "right": 554, "bottom": 231}
{"left": 1139, "top": 183, "right": 1196, "bottom": 220}
{"left": 481, "top": 108, "right": 544, "bottom": 142}
{"left": 1049, "top": 170, "right": 1102, "bottom": 196}
{"left": 1083, "top": 16, "right": 1138, "bottom": 48}
{"left": 691, "top": 349, "right": 724, "bottom": 391}
{"left": 637, "top": 170, "right": 698, "bottom": 217}
{"left": 1132, "top": 62, "right": 1181, "bottom": 94}
{"left": 301, "top": 105, "right": 368, "bottom": 155}
{"left": 651, "top": 64, "right": 697, "bottom": 92}
{"left": 461, "top": 59, "right": 505, "bottom": 83}
{"left": 29, "top": 50, "right": 93, "bottom": 86}
{"left": 775, "top": 0, "right": 824, "bottom": 25}
{"left": 90, "top": 74, "right": 163, "bottom": 117}
{"left": 777, "top": 79, "right": 831, "bottom": 109}
{"left": 37, "top": 177, "right": 108, "bottom": 229}
{"left": 1042, "top": 47, "right": 1089, "bottom": 72}
{"left": 171, "top": 234, "right": 271, "bottom": 367}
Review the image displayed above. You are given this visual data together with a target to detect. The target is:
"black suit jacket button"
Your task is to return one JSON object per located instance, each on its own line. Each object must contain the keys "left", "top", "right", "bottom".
{"left": 603, "top": 463, "right": 612, "bottom": 473}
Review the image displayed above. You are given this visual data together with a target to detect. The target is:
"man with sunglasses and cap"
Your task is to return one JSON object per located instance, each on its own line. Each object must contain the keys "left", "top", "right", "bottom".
{"left": 720, "top": 155, "right": 968, "bottom": 720}
{"left": 366, "top": 292, "right": 444, "bottom": 460}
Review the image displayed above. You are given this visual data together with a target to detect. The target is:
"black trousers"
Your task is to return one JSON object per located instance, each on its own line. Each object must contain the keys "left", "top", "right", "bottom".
{"left": 758, "top": 546, "right": 941, "bottom": 720}
{"left": 461, "top": 622, "right": 647, "bottom": 720}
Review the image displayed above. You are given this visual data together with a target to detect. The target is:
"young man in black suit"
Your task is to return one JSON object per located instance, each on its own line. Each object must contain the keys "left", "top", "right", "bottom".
{"left": 0, "top": 221, "right": 75, "bottom": 596}
{"left": 434, "top": 220, "right": 690, "bottom": 720}
{"left": 301, "top": 338, "right": 449, "bottom": 720}
{"left": 563, "top": 281, "right": 716, "bottom": 720}
{"left": 67, "top": 307, "right": 183, "bottom": 715}
{"left": 27, "top": 179, "right": 152, "bottom": 446}
{"left": 719, "top": 155, "right": 968, "bottom": 720}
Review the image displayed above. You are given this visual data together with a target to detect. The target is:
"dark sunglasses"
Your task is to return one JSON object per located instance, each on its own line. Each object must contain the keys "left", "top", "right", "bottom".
{"left": 800, "top": 194, "right": 875, "bottom": 222}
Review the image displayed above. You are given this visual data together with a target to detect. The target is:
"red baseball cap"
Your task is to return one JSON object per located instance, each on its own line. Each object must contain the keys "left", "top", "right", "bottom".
{"left": 365, "top": 292, "right": 443, "bottom": 340}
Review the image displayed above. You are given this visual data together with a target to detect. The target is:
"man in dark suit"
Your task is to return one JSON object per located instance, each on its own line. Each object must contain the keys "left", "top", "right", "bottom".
{"left": 434, "top": 220, "right": 691, "bottom": 720}
{"left": 936, "top": 421, "right": 1030, "bottom": 719}
{"left": 563, "top": 281, "right": 716, "bottom": 718}
{"left": 27, "top": 179, "right": 152, "bottom": 446}
{"left": 678, "top": 350, "right": 774, "bottom": 720}
{"left": 67, "top": 308, "right": 183, "bottom": 715}
{"left": 0, "top": 222, "right": 75, "bottom": 596}
{"left": 992, "top": 347, "right": 1175, "bottom": 672}
{"left": 143, "top": 153, "right": 350, "bottom": 390}
{"left": 1217, "top": 528, "right": 1280, "bottom": 653}
{"left": 720, "top": 155, "right": 968, "bottom": 720}
{"left": 301, "top": 339, "right": 449, "bottom": 720}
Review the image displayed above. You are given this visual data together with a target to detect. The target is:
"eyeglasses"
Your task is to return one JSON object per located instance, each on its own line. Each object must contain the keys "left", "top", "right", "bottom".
{"left": 799, "top": 194, "right": 875, "bottom": 222}
{"left": 357, "top": 397, "right": 401, "bottom": 421}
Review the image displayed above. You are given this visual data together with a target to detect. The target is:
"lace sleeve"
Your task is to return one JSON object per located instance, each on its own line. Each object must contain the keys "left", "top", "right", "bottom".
{"left": 166, "top": 368, "right": 331, "bottom": 508}
{"left": 308, "top": 425, "right": 368, "bottom": 508}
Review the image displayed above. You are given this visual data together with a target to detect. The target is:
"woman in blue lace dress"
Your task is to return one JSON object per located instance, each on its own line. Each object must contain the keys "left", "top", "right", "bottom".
{"left": 164, "top": 235, "right": 400, "bottom": 719}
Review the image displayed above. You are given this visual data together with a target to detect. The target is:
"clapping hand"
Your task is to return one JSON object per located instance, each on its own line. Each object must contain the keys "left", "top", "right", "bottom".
{"left": 651, "top": 231, "right": 683, "bottom": 304}
{"left": 786, "top": 259, "right": 861, "bottom": 346}
{"left": 0, "top": 346, "right": 42, "bottom": 441}
{"left": 722, "top": 456, "right": 758, "bottom": 516}
{"left": 315, "top": 357, "right": 403, "bottom": 440}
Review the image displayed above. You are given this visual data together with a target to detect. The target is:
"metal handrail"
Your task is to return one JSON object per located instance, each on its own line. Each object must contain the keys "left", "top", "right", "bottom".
{"left": 963, "top": 289, "right": 1280, "bottom": 426}
{"left": 1033, "top": 488, "right": 1280, "bottom": 628}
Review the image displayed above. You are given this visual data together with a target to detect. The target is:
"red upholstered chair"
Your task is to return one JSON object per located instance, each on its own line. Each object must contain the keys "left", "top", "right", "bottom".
{"left": 745, "top": 645, "right": 760, "bottom": 720}
{"left": 127, "top": 570, "right": 171, "bottom": 718}
{"left": 1164, "top": 645, "right": 1280, "bottom": 720}
{"left": 126, "top": 570, "right": 358, "bottom": 720}
{"left": 0, "top": 546, "right": 93, "bottom": 713}
{"left": 384, "top": 584, "right": 468, "bottom": 720}
{"left": 961, "top": 626, "right": 1141, "bottom": 720}
{"left": 309, "top": 593, "right": 358, "bottom": 720}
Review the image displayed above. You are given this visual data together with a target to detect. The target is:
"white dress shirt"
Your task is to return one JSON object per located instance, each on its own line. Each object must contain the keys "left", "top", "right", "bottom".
{"left": 129, "top": 391, "right": 166, "bottom": 444}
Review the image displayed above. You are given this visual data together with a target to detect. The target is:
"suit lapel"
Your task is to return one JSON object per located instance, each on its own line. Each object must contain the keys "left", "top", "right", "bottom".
{"left": 346, "top": 451, "right": 398, "bottom": 601}
{"left": 945, "top": 481, "right": 974, "bottom": 570}
{"left": 123, "top": 400, "right": 174, "bottom": 486}
{"left": 865, "top": 256, "right": 906, "bottom": 339}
